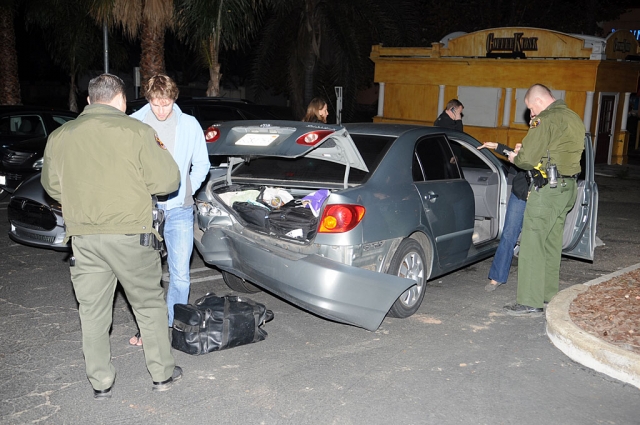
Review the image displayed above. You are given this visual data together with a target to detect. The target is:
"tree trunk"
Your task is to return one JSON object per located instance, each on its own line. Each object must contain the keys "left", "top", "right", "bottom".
{"left": 0, "top": 6, "right": 21, "bottom": 105}
{"left": 299, "top": 0, "right": 320, "bottom": 117}
{"left": 302, "top": 47, "right": 316, "bottom": 108}
{"left": 139, "top": 17, "right": 166, "bottom": 95}
{"left": 206, "top": 37, "right": 221, "bottom": 97}
{"left": 69, "top": 72, "right": 78, "bottom": 113}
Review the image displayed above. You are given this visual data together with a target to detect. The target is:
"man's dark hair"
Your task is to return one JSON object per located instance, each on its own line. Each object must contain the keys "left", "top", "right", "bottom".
{"left": 88, "top": 74, "right": 126, "bottom": 104}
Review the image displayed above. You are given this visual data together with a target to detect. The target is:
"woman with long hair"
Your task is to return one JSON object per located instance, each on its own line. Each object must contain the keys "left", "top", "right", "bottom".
{"left": 302, "top": 98, "right": 328, "bottom": 123}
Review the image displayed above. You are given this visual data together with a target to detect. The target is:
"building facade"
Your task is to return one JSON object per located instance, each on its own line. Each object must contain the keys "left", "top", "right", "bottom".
{"left": 370, "top": 27, "right": 640, "bottom": 164}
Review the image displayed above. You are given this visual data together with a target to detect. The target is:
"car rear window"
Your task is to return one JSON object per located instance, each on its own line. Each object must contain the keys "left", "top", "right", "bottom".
{"left": 231, "top": 133, "right": 395, "bottom": 185}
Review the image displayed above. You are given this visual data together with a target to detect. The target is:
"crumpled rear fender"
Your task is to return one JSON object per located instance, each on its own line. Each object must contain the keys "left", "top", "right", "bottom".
{"left": 194, "top": 226, "right": 416, "bottom": 331}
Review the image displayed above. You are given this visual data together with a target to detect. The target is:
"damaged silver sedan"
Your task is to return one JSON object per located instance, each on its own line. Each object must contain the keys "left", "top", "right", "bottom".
{"left": 193, "top": 121, "right": 597, "bottom": 330}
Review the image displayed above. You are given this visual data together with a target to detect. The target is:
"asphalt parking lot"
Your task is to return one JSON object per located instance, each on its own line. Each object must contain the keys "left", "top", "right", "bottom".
{"left": 1, "top": 170, "right": 639, "bottom": 424}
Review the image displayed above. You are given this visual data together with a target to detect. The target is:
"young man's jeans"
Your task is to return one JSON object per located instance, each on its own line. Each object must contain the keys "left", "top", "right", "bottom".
{"left": 159, "top": 204, "right": 194, "bottom": 326}
{"left": 488, "top": 193, "right": 527, "bottom": 284}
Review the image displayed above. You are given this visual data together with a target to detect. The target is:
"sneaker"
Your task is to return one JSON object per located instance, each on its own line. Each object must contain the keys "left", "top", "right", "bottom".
{"left": 152, "top": 366, "right": 183, "bottom": 392}
{"left": 503, "top": 303, "right": 543, "bottom": 316}
{"left": 93, "top": 386, "right": 113, "bottom": 400}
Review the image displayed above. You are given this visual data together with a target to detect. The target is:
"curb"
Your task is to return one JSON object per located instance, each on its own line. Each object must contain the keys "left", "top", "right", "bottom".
{"left": 546, "top": 263, "right": 640, "bottom": 390}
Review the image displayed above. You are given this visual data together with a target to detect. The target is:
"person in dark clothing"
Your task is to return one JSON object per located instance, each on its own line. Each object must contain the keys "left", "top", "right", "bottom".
{"left": 434, "top": 99, "right": 464, "bottom": 131}
{"left": 302, "top": 97, "right": 328, "bottom": 123}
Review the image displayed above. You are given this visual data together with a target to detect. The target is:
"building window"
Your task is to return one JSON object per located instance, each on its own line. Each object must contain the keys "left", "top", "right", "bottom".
{"left": 457, "top": 86, "right": 501, "bottom": 128}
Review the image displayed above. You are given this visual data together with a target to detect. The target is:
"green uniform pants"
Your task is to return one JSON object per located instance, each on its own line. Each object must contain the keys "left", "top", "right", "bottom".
{"left": 70, "top": 234, "right": 175, "bottom": 391}
{"left": 516, "top": 179, "right": 577, "bottom": 308}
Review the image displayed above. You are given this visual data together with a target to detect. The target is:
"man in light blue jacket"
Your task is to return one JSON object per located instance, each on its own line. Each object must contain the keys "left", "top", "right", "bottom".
{"left": 129, "top": 74, "right": 210, "bottom": 343}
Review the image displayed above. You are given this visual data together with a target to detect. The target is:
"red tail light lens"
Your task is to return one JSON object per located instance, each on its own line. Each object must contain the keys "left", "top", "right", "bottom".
{"left": 319, "top": 204, "right": 365, "bottom": 233}
{"left": 205, "top": 126, "right": 220, "bottom": 143}
{"left": 295, "top": 130, "right": 335, "bottom": 146}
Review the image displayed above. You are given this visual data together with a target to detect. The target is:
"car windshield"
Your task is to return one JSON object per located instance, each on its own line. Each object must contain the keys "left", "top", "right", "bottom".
{"left": 231, "top": 133, "right": 395, "bottom": 184}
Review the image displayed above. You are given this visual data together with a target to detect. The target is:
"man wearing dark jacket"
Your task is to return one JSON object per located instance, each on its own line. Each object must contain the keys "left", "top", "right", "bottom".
{"left": 42, "top": 74, "right": 182, "bottom": 399}
{"left": 434, "top": 99, "right": 464, "bottom": 132}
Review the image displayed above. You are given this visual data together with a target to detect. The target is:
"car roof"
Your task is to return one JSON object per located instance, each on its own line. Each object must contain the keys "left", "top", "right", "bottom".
{"left": 126, "top": 97, "right": 256, "bottom": 108}
{"left": 346, "top": 122, "right": 450, "bottom": 135}
{"left": 126, "top": 97, "right": 288, "bottom": 117}
{"left": 0, "top": 105, "right": 77, "bottom": 115}
{"left": 177, "top": 97, "right": 255, "bottom": 105}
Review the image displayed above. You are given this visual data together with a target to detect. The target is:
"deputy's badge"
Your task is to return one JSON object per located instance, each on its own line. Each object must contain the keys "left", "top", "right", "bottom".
{"left": 529, "top": 118, "right": 541, "bottom": 129}
{"left": 155, "top": 133, "right": 167, "bottom": 149}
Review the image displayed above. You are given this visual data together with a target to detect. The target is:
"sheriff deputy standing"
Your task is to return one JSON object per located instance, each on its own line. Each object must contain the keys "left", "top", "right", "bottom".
{"left": 504, "top": 83, "right": 585, "bottom": 315}
{"left": 41, "top": 73, "right": 183, "bottom": 399}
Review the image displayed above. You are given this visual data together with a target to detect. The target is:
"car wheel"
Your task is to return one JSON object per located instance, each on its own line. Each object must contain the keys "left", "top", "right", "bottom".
{"left": 387, "top": 239, "right": 427, "bottom": 318}
{"left": 222, "top": 271, "right": 261, "bottom": 293}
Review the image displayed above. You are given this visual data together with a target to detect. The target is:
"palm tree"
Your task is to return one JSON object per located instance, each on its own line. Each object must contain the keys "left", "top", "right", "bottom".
{"left": 251, "top": 0, "right": 418, "bottom": 121}
{"left": 0, "top": 0, "right": 21, "bottom": 105}
{"left": 174, "top": 0, "right": 267, "bottom": 97}
{"left": 90, "top": 0, "right": 175, "bottom": 92}
{"left": 25, "top": 0, "right": 106, "bottom": 112}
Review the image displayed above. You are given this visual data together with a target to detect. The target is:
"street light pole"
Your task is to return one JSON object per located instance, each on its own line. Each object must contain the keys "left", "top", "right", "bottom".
{"left": 103, "top": 23, "right": 109, "bottom": 73}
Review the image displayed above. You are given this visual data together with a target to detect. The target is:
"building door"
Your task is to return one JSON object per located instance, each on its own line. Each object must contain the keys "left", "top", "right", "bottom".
{"left": 595, "top": 95, "right": 616, "bottom": 164}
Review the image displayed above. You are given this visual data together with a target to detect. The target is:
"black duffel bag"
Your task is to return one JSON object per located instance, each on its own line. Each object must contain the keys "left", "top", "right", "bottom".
{"left": 171, "top": 292, "right": 273, "bottom": 355}
{"left": 232, "top": 201, "right": 271, "bottom": 230}
{"left": 267, "top": 200, "right": 318, "bottom": 240}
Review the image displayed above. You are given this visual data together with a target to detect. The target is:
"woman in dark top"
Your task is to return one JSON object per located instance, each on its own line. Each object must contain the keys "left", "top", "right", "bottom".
{"left": 302, "top": 98, "right": 328, "bottom": 123}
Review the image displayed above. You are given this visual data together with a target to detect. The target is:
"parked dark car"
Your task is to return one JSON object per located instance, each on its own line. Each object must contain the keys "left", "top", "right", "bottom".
{"left": 0, "top": 106, "right": 77, "bottom": 200}
{"left": 0, "top": 136, "right": 48, "bottom": 200}
{"left": 192, "top": 121, "right": 598, "bottom": 330}
{"left": 7, "top": 174, "right": 67, "bottom": 250}
{"left": 0, "top": 97, "right": 288, "bottom": 201}
{"left": 127, "top": 97, "right": 292, "bottom": 128}
{"left": 5, "top": 98, "right": 291, "bottom": 246}
{"left": 0, "top": 106, "right": 77, "bottom": 149}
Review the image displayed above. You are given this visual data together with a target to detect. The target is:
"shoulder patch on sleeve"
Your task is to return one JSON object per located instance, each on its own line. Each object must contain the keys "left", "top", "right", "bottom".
{"left": 529, "top": 118, "right": 541, "bottom": 129}
{"left": 155, "top": 134, "right": 167, "bottom": 150}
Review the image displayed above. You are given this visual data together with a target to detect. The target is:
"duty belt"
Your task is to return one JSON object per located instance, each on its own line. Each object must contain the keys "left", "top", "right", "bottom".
{"left": 559, "top": 173, "right": 580, "bottom": 179}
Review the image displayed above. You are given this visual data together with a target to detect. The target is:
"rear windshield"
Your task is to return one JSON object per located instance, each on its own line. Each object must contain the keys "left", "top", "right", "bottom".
{"left": 231, "top": 133, "right": 395, "bottom": 185}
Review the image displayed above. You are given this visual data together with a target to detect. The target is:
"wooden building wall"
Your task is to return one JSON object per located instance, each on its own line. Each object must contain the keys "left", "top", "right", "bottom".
{"left": 370, "top": 32, "right": 640, "bottom": 164}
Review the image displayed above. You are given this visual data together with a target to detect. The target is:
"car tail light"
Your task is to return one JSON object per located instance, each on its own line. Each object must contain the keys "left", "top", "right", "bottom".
{"left": 295, "top": 130, "right": 334, "bottom": 146}
{"left": 319, "top": 204, "right": 365, "bottom": 233}
{"left": 205, "top": 126, "right": 221, "bottom": 143}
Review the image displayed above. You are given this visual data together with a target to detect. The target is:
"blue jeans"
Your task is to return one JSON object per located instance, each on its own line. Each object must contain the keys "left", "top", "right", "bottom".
{"left": 159, "top": 204, "right": 195, "bottom": 326}
{"left": 488, "top": 193, "right": 526, "bottom": 284}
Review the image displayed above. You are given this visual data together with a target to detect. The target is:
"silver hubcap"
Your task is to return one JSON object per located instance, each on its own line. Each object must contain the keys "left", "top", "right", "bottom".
{"left": 397, "top": 251, "right": 425, "bottom": 307}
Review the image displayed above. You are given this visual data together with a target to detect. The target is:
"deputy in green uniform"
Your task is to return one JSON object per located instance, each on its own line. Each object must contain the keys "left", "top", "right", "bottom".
{"left": 42, "top": 74, "right": 183, "bottom": 399}
{"left": 504, "top": 84, "right": 585, "bottom": 315}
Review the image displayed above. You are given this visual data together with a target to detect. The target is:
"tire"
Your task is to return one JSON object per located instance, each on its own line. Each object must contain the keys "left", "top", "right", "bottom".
{"left": 222, "top": 271, "right": 261, "bottom": 293}
{"left": 387, "top": 239, "right": 428, "bottom": 318}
